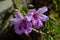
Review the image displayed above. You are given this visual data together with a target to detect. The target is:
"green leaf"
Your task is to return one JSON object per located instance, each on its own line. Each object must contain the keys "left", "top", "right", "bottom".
{"left": 53, "top": 0, "right": 60, "bottom": 8}
{"left": 14, "top": 0, "right": 19, "bottom": 4}
{"left": 50, "top": 10, "right": 59, "bottom": 18}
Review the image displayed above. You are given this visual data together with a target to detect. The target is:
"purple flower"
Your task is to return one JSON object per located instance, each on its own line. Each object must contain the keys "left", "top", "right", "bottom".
{"left": 10, "top": 12, "right": 32, "bottom": 35}
{"left": 26, "top": 6, "right": 49, "bottom": 29}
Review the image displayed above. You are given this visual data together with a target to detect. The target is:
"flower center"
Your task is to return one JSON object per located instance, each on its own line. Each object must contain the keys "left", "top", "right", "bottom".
{"left": 22, "top": 19, "right": 27, "bottom": 29}
{"left": 19, "top": 19, "right": 27, "bottom": 30}
{"left": 19, "top": 26, "right": 21, "bottom": 30}
{"left": 33, "top": 13, "right": 38, "bottom": 20}
{"left": 37, "top": 20, "right": 39, "bottom": 26}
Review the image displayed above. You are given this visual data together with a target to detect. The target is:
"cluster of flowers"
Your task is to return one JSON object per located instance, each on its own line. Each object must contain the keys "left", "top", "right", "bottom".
{"left": 10, "top": 6, "right": 49, "bottom": 35}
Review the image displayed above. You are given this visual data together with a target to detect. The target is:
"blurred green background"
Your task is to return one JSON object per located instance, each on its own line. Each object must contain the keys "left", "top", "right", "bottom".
{"left": 0, "top": 0, "right": 60, "bottom": 40}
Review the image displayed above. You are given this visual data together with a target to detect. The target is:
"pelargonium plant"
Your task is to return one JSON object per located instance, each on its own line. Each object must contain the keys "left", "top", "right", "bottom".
{"left": 10, "top": 6, "right": 49, "bottom": 35}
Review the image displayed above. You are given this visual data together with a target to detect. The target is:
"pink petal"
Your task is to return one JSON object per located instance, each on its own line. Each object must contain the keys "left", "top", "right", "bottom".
{"left": 26, "top": 14, "right": 33, "bottom": 21}
{"left": 32, "top": 19, "right": 43, "bottom": 29}
{"left": 14, "top": 24, "right": 24, "bottom": 35}
{"left": 15, "top": 12, "right": 24, "bottom": 19}
{"left": 29, "top": 9, "right": 36, "bottom": 15}
{"left": 39, "top": 14, "right": 49, "bottom": 21}
{"left": 10, "top": 18, "right": 20, "bottom": 24}
{"left": 26, "top": 9, "right": 36, "bottom": 21}
{"left": 24, "top": 22, "right": 32, "bottom": 35}
{"left": 37, "top": 6, "right": 48, "bottom": 14}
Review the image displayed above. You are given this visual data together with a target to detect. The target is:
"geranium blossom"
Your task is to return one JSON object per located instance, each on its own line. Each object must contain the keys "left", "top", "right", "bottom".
{"left": 26, "top": 6, "right": 49, "bottom": 29}
{"left": 10, "top": 12, "right": 32, "bottom": 35}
